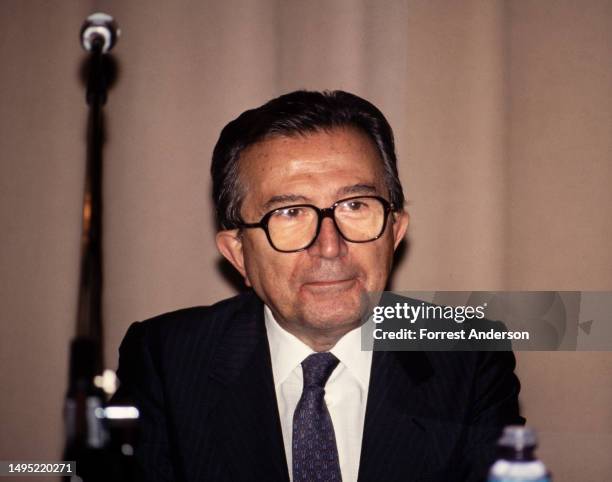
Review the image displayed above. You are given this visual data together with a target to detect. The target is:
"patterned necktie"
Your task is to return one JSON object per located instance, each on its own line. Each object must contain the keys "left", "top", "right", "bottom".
{"left": 292, "top": 352, "right": 342, "bottom": 482}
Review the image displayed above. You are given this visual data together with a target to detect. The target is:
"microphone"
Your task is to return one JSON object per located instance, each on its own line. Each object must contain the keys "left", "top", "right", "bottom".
{"left": 80, "top": 13, "right": 120, "bottom": 53}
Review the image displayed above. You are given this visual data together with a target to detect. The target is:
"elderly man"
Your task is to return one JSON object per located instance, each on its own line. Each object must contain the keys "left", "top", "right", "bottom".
{"left": 113, "top": 90, "right": 523, "bottom": 482}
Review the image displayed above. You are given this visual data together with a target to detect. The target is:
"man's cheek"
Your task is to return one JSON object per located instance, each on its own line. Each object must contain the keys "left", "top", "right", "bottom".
{"left": 258, "top": 258, "right": 292, "bottom": 290}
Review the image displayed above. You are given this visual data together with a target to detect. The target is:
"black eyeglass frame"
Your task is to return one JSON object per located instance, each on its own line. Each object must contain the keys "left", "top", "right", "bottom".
{"left": 237, "top": 195, "right": 396, "bottom": 253}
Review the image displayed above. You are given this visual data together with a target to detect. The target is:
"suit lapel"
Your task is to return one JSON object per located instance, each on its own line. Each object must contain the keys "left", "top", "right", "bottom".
{"left": 357, "top": 350, "right": 437, "bottom": 482}
{"left": 207, "top": 295, "right": 290, "bottom": 481}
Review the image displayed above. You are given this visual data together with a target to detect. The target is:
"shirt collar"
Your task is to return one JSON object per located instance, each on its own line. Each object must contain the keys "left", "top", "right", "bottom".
{"left": 264, "top": 305, "right": 372, "bottom": 391}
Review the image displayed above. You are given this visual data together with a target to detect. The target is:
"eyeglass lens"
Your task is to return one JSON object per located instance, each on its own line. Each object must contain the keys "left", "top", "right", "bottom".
{"left": 267, "top": 197, "right": 386, "bottom": 251}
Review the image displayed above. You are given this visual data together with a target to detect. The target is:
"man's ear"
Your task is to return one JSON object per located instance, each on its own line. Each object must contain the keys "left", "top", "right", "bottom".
{"left": 392, "top": 210, "right": 409, "bottom": 250}
{"left": 215, "top": 229, "right": 251, "bottom": 286}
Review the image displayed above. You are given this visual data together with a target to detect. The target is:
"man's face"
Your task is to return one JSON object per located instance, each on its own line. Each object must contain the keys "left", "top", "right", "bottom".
{"left": 217, "top": 127, "right": 408, "bottom": 346}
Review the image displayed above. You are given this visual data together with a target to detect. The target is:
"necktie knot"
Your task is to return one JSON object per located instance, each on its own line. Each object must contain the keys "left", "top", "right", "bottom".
{"left": 301, "top": 352, "right": 339, "bottom": 388}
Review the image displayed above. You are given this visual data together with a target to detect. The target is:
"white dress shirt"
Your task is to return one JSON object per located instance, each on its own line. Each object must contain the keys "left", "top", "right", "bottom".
{"left": 264, "top": 305, "right": 373, "bottom": 482}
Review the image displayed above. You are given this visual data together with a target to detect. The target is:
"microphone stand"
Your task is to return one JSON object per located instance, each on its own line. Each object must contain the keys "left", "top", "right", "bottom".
{"left": 75, "top": 34, "right": 106, "bottom": 373}
{"left": 73, "top": 12, "right": 119, "bottom": 384}
{"left": 63, "top": 26, "right": 116, "bottom": 482}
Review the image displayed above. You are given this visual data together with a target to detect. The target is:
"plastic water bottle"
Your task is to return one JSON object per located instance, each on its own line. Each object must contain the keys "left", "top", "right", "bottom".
{"left": 488, "top": 426, "right": 551, "bottom": 482}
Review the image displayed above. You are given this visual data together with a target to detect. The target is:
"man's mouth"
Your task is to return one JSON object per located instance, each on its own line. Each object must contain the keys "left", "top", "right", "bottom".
{"left": 304, "top": 278, "right": 353, "bottom": 285}
{"left": 301, "top": 278, "right": 357, "bottom": 291}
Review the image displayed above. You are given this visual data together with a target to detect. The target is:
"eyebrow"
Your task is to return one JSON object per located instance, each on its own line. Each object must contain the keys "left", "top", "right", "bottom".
{"left": 336, "top": 183, "right": 378, "bottom": 196}
{"left": 261, "top": 183, "right": 380, "bottom": 212}
{"left": 262, "top": 194, "right": 312, "bottom": 211}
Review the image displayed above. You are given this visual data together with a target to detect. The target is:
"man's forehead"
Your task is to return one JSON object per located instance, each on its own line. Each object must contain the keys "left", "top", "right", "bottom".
{"left": 236, "top": 127, "right": 387, "bottom": 212}
{"left": 240, "top": 128, "right": 382, "bottom": 174}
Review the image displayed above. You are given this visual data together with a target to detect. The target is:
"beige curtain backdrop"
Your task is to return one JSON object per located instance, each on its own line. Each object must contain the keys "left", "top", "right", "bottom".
{"left": 1, "top": 1, "right": 611, "bottom": 480}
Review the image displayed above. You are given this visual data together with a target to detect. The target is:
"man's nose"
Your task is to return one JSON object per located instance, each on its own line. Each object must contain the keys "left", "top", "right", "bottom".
{"left": 307, "top": 217, "right": 347, "bottom": 258}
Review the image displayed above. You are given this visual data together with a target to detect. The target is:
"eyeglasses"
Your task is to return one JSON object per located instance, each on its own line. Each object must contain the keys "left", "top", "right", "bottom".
{"left": 238, "top": 195, "right": 395, "bottom": 253}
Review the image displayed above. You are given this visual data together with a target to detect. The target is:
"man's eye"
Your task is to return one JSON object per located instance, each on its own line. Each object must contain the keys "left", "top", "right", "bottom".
{"left": 344, "top": 201, "right": 366, "bottom": 210}
{"left": 274, "top": 207, "right": 304, "bottom": 218}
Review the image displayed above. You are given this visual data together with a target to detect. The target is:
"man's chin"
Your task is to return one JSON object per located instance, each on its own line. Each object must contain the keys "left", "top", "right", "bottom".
{"left": 296, "top": 291, "right": 367, "bottom": 331}
{"left": 296, "top": 279, "right": 367, "bottom": 331}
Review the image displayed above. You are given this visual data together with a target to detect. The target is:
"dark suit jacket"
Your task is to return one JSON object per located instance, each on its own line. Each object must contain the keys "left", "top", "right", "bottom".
{"left": 112, "top": 291, "right": 524, "bottom": 482}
